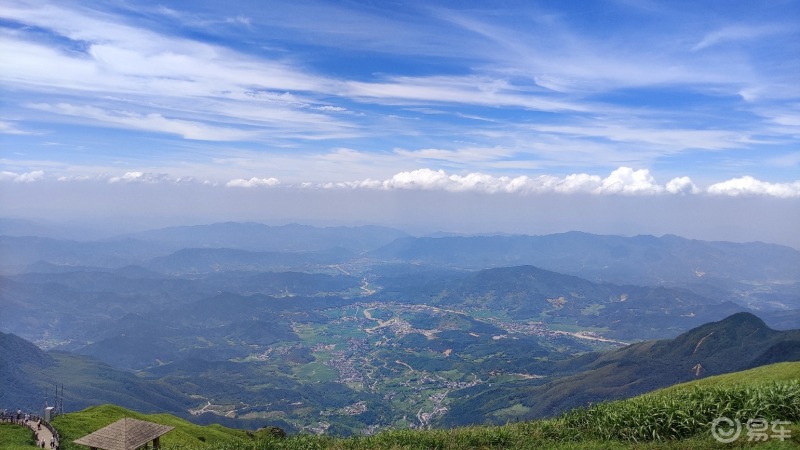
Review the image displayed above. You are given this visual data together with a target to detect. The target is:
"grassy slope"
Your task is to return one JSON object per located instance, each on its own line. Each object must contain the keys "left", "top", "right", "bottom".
{"left": 52, "top": 405, "right": 251, "bottom": 450}
{"left": 660, "top": 361, "right": 800, "bottom": 390}
{"left": 0, "top": 423, "right": 39, "bottom": 450}
{"left": 47, "top": 362, "right": 800, "bottom": 450}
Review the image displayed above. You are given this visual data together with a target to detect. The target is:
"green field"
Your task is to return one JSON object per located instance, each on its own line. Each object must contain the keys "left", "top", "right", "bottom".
{"left": 0, "top": 423, "right": 39, "bottom": 450}
{"left": 22, "top": 362, "right": 797, "bottom": 450}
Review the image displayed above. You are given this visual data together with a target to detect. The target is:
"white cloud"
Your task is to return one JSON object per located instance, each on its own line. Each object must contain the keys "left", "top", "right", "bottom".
{"left": 597, "top": 167, "right": 662, "bottom": 195}
{"left": 225, "top": 15, "right": 252, "bottom": 27}
{"left": 528, "top": 123, "right": 750, "bottom": 152}
{"left": 18, "top": 170, "right": 45, "bottom": 183}
{"left": 57, "top": 175, "right": 95, "bottom": 182}
{"left": 383, "top": 169, "right": 451, "bottom": 190}
{"left": 665, "top": 176, "right": 699, "bottom": 195}
{"left": 304, "top": 167, "right": 800, "bottom": 199}
{"left": 2, "top": 0, "right": 797, "bottom": 177}
{"left": 27, "top": 103, "right": 257, "bottom": 141}
{"left": 394, "top": 146, "right": 514, "bottom": 163}
{"left": 0, "top": 3, "right": 327, "bottom": 93}
{"left": 1, "top": 2, "right": 357, "bottom": 142}
{"left": 766, "top": 152, "right": 800, "bottom": 168}
{"left": 226, "top": 177, "right": 281, "bottom": 188}
{"left": 5, "top": 164, "right": 799, "bottom": 200}
{"left": 344, "top": 76, "right": 584, "bottom": 111}
{"left": 707, "top": 176, "right": 800, "bottom": 198}
{"left": 323, "top": 167, "right": 670, "bottom": 196}
{"left": 553, "top": 173, "right": 602, "bottom": 194}
{"left": 0, "top": 170, "right": 44, "bottom": 182}
{"left": 314, "top": 105, "right": 348, "bottom": 112}
{"left": 437, "top": 7, "right": 759, "bottom": 96}
{"left": 770, "top": 114, "right": 800, "bottom": 127}
{"left": 109, "top": 172, "right": 173, "bottom": 184}
{"left": 107, "top": 172, "right": 200, "bottom": 184}
{"left": 0, "top": 121, "right": 36, "bottom": 135}
{"left": 692, "top": 25, "right": 788, "bottom": 51}
{"left": 319, "top": 148, "right": 376, "bottom": 163}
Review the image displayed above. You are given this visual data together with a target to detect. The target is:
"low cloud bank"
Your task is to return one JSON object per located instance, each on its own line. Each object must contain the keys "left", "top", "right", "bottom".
{"left": 226, "top": 177, "right": 280, "bottom": 188}
{"left": 309, "top": 167, "right": 799, "bottom": 198}
{"left": 3, "top": 167, "right": 799, "bottom": 198}
{"left": 0, "top": 170, "right": 44, "bottom": 183}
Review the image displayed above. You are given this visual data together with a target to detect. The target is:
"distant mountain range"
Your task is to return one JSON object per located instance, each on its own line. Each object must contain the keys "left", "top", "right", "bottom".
{"left": 0, "top": 222, "right": 406, "bottom": 271}
{"left": 373, "top": 264, "right": 750, "bottom": 340}
{"left": 369, "top": 231, "right": 800, "bottom": 285}
{"left": 122, "top": 222, "right": 410, "bottom": 253}
{"left": 368, "top": 232, "right": 800, "bottom": 311}
{"left": 3, "top": 222, "right": 797, "bottom": 308}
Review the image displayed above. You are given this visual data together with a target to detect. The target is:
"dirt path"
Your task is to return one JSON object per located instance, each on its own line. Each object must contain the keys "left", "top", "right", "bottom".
{"left": 25, "top": 418, "right": 57, "bottom": 449}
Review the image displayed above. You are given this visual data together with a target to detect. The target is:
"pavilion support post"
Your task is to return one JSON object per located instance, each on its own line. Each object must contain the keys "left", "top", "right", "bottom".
{"left": 153, "top": 436, "right": 161, "bottom": 450}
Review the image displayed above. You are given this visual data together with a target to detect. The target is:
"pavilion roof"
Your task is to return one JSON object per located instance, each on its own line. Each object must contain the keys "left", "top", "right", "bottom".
{"left": 74, "top": 418, "right": 174, "bottom": 450}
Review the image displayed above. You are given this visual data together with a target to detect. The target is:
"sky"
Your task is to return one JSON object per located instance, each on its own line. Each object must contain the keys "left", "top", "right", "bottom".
{"left": 1, "top": 0, "right": 799, "bottom": 246}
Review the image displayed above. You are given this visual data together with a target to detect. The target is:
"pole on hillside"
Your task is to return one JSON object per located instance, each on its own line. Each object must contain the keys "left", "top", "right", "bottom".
{"left": 55, "top": 384, "right": 64, "bottom": 416}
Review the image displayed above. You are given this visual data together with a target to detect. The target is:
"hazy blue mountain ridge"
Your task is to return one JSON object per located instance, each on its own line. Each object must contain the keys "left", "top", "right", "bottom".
{"left": 146, "top": 247, "right": 355, "bottom": 274}
{"left": 373, "top": 264, "right": 754, "bottom": 340}
{"left": 367, "top": 232, "right": 800, "bottom": 310}
{"left": 0, "top": 222, "right": 408, "bottom": 273}
{"left": 119, "top": 222, "right": 410, "bottom": 253}
{"left": 369, "top": 232, "right": 800, "bottom": 284}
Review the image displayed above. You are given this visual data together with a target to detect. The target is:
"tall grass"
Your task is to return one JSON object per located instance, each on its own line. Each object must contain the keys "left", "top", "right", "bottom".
{"left": 0, "top": 423, "right": 39, "bottom": 450}
{"left": 160, "top": 424, "right": 593, "bottom": 450}
{"left": 559, "top": 380, "right": 800, "bottom": 442}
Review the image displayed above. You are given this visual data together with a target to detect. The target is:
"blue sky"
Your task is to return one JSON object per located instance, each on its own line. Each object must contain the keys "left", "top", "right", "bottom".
{"left": 1, "top": 0, "right": 799, "bottom": 243}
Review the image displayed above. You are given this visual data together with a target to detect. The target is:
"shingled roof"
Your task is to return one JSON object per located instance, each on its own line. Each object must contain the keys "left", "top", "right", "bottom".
{"left": 74, "top": 418, "right": 174, "bottom": 450}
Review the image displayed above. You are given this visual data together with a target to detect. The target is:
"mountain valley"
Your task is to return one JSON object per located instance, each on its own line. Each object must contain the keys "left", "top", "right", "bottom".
{"left": 1, "top": 220, "right": 799, "bottom": 435}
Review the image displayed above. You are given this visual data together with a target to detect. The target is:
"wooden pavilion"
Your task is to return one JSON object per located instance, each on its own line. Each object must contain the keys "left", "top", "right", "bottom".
{"left": 74, "top": 418, "right": 174, "bottom": 450}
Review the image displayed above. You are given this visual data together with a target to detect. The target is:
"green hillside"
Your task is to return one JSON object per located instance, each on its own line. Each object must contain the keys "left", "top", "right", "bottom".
{"left": 0, "top": 331, "right": 194, "bottom": 414}
{"left": 0, "top": 423, "right": 39, "bottom": 450}
{"left": 441, "top": 312, "right": 800, "bottom": 426}
{"left": 660, "top": 361, "right": 800, "bottom": 390}
{"left": 36, "top": 362, "right": 799, "bottom": 450}
{"left": 52, "top": 404, "right": 253, "bottom": 450}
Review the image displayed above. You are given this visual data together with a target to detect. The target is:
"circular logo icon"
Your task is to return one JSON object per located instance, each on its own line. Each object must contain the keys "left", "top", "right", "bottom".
{"left": 711, "top": 417, "right": 742, "bottom": 443}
